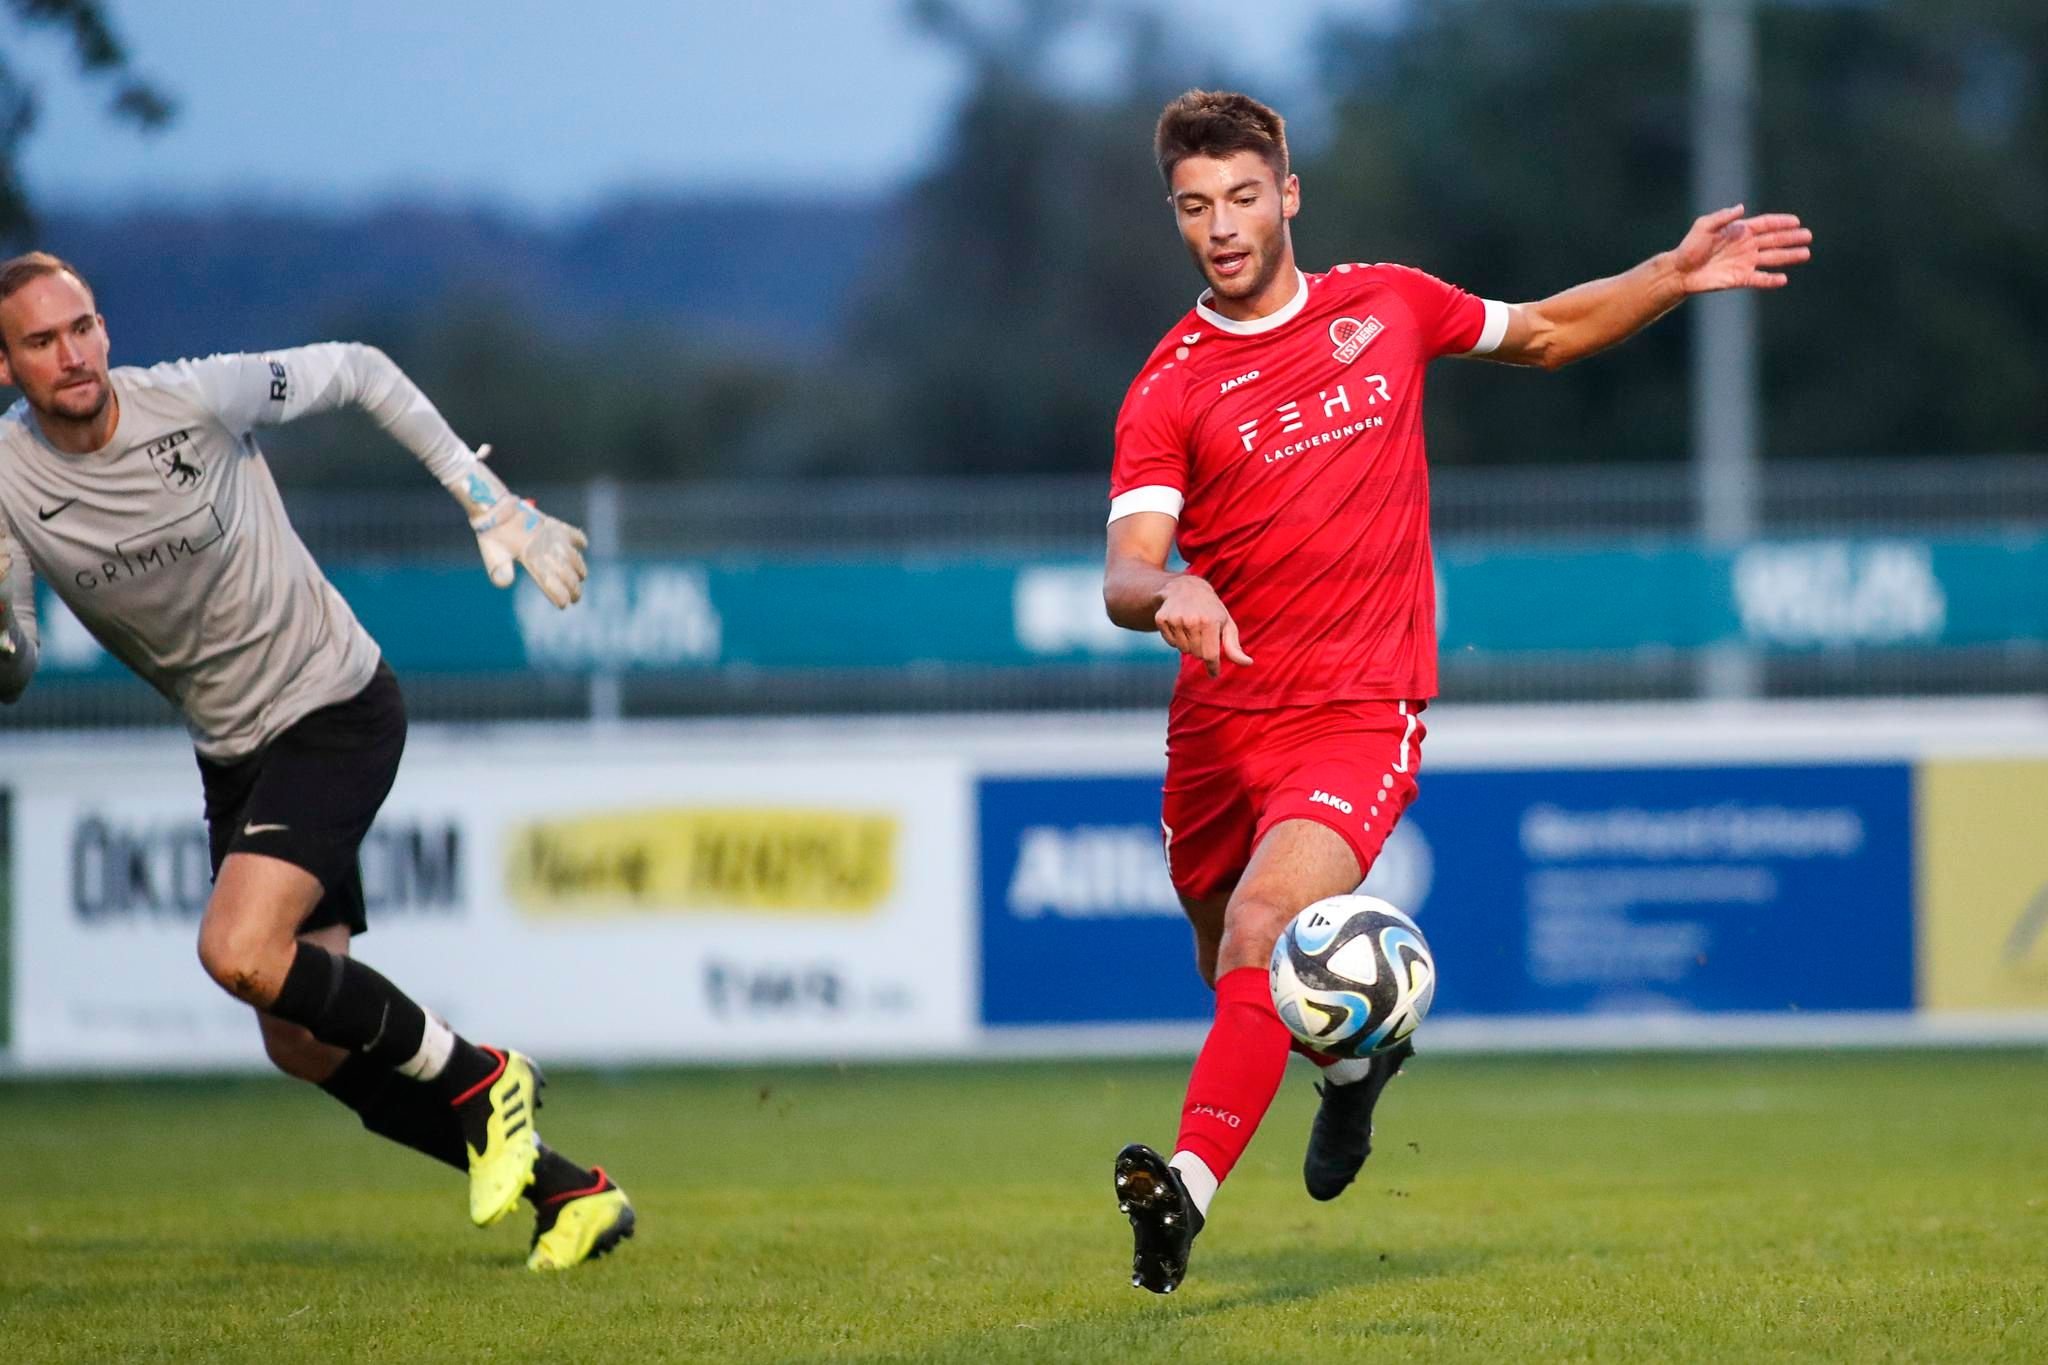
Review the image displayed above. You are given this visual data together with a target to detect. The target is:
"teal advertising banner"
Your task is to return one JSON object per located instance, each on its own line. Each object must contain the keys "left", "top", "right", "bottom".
{"left": 34, "top": 532, "right": 2048, "bottom": 677}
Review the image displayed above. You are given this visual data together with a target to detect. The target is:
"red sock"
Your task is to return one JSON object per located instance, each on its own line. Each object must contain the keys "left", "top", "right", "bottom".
{"left": 1172, "top": 966, "right": 1293, "bottom": 1184}
{"left": 1291, "top": 1039, "right": 1339, "bottom": 1068}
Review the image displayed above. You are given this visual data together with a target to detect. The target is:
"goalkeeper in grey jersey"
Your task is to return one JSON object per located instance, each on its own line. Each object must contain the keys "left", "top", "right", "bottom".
{"left": 0, "top": 252, "right": 632, "bottom": 1271}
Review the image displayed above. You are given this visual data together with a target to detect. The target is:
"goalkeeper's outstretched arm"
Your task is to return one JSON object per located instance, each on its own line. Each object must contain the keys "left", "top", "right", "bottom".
{"left": 189, "top": 343, "right": 588, "bottom": 608}
{"left": 0, "top": 521, "right": 40, "bottom": 703}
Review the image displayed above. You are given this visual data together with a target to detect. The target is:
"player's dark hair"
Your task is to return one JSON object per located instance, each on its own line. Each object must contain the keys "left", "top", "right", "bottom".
{"left": 0, "top": 251, "right": 92, "bottom": 307}
{"left": 1155, "top": 89, "right": 1289, "bottom": 188}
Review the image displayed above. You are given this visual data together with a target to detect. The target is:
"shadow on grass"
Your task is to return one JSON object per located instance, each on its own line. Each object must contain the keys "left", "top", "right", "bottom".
{"left": 832, "top": 1240, "right": 1491, "bottom": 1362}
{"left": 1188, "top": 1240, "right": 1490, "bottom": 1316}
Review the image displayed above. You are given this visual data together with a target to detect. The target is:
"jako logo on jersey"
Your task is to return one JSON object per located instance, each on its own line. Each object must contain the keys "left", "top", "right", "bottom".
{"left": 146, "top": 429, "right": 202, "bottom": 492}
{"left": 1219, "top": 369, "right": 1261, "bottom": 395}
{"left": 1310, "top": 790, "right": 1355, "bottom": 815}
{"left": 1182, "top": 332, "right": 1202, "bottom": 345}
{"left": 1329, "top": 315, "right": 1385, "bottom": 364}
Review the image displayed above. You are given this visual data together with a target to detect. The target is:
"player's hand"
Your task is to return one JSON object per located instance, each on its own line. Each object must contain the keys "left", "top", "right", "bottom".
{"left": 448, "top": 445, "right": 589, "bottom": 609}
{"left": 1672, "top": 205, "right": 1813, "bottom": 293}
{"left": 1155, "top": 574, "right": 1252, "bottom": 678}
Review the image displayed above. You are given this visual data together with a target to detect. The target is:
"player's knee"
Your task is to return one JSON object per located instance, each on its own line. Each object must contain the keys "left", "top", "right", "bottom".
{"left": 1217, "top": 895, "right": 1292, "bottom": 970}
{"left": 195, "top": 910, "right": 286, "bottom": 1005}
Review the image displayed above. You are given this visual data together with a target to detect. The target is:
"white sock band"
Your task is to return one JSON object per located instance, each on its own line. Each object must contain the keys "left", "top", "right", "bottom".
{"left": 398, "top": 1012, "right": 456, "bottom": 1081}
{"left": 1322, "top": 1056, "right": 1374, "bottom": 1086}
{"left": 1168, "top": 1151, "right": 1219, "bottom": 1218}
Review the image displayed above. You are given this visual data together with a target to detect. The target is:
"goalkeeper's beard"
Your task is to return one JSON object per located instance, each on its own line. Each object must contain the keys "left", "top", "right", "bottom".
{"left": 30, "top": 371, "right": 113, "bottom": 427}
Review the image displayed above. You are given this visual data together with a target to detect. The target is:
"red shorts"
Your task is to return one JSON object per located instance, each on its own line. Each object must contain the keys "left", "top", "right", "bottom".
{"left": 1160, "top": 697, "right": 1426, "bottom": 902}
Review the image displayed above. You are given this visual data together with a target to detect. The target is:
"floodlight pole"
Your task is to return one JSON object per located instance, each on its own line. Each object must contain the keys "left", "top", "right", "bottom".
{"left": 1691, "top": 0, "right": 1762, "bottom": 698}
{"left": 588, "top": 477, "right": 623, "bottom": 725}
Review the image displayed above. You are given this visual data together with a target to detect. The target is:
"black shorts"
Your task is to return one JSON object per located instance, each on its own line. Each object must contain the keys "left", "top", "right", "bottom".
{"left": 197, "top": 659, "right": 407, "bottom": 936}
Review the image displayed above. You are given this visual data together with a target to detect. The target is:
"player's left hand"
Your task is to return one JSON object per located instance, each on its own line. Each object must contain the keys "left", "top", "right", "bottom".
{"left": 452, "top": 446, "right": 589, "bottom": 609}
{"left": 1672, "top": 205, "right": 1813, "bottom": 293}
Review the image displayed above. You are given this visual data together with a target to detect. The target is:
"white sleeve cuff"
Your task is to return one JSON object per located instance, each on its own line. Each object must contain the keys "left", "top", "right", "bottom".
{"left": 1107, "top": 485, "right": 1184, "bottom": 524}
{"left": 1461, "top": 299, "right": 1511, "bottom": 356}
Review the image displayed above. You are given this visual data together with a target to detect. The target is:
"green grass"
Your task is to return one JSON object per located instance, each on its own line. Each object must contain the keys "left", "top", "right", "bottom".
{"left": 5, "top": 1051, "right": 2045, "bottom": 1363}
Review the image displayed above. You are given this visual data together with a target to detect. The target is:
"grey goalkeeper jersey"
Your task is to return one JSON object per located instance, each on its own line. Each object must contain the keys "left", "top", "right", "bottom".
{"left": 0, "top": 344, "right": 476, "bottom": 759}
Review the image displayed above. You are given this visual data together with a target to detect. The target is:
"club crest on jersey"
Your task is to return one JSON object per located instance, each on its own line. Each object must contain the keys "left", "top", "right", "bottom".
{"left": 1329, "top": 315, "right": 1385, "bottom": 365}
{"left": 146, "top": 429, "right": 203, "bottom": 493}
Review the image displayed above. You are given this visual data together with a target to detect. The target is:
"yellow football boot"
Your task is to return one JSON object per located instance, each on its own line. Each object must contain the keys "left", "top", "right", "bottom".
{"left": 527, "top": 1168, "right": 636, "bottom": 1271}
{"left": 453, "top": 1047, "right": 544, "bottom": 1227}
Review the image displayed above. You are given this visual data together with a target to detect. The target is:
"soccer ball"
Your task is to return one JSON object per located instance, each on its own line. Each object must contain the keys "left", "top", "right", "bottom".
{"left": 1269, "top": 895, "right": 1435, "bottom": 1058}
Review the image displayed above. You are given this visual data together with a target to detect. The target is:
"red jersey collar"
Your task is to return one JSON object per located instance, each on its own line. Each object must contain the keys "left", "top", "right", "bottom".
{"left": 1193, "top": 269, "right": 1310, "bottom": 336}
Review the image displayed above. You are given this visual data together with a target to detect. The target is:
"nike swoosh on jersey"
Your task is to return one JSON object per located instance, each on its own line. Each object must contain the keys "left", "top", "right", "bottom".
{"left": 38, "top": 498, "right": 79, "bottom": 521}
{"left": 243, "top": 822, "right": 291, "bottom": 835}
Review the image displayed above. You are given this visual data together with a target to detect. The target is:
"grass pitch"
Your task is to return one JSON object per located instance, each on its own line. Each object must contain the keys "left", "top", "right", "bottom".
{"left": 4, "top": 1050, "right": 2044, "bottom": 1363}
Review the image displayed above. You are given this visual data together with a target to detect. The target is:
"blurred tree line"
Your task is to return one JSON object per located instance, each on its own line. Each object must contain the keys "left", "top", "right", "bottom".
{"left": 7, "top": 1, "right": 2044, "bottom": 486}
{"left": 843, "top": 0, "right": 2048, "bottom": 479}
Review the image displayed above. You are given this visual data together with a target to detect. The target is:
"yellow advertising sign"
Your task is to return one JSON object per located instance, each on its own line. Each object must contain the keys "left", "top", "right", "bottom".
{"left": 1916, "top": 759, "right": 2048, "bottom": 1011}
{"left": 505, "top": 807, "right": 898, "bottom": 917}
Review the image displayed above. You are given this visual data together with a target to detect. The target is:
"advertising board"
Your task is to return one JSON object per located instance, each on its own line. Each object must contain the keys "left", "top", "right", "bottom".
{"left": 4, "top": 736, "right": 972, "bottom": 1071}
{"left": 30, "top": 530, "right": 2048, "bottom": 678}
{"left": 977, "top": 763, "right": 1915, "bottom": 1026}
{"left": 1917, "top": 759, "right": 2048, "bottom": 1012}
{"left": 7, "top": 702, "right": 2044, "bottom": 1071}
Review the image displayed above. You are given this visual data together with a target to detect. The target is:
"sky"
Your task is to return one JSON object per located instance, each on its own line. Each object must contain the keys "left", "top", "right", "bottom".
{"left": 9, "top": 0, "right": 1381, "bottom": 216}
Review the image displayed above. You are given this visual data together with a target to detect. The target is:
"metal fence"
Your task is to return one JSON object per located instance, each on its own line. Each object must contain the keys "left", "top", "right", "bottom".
{"left": 3, "top": 454, "right": 2043, "bottom": 737}
{"left": 273, "top": 454, "right": 2048, "bottom": 561}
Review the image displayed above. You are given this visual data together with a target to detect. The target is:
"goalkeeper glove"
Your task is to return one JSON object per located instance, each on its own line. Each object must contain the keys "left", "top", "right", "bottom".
{"left": 444, "top": 445, "right": 589, "bottom": 609}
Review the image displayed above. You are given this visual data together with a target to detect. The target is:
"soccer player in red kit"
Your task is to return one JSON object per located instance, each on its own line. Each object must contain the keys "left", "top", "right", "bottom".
{"left": 1104, "top": 90, "right": 1812, "bottom": 1293}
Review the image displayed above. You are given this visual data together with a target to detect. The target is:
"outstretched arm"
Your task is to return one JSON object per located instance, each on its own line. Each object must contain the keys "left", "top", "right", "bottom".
{"left": 195, "top": 344, "right": 588, "bottom": 608}
{"left": 1483, "top": 205, "right": 1813, "bottom": 371}
{"left": 0, "top": 522, "right": 40, "bottom": 704}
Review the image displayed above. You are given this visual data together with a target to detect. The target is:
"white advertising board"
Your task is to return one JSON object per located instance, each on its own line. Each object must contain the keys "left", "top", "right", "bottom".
{"left": 7, "top": 698, "right": 2047, "bottom": 1073}
{"left": 4, "top": 730, "right": 973, "bottom": 1072}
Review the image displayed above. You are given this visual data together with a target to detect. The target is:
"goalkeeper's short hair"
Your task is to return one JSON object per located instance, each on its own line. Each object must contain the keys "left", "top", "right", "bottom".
{"left": 0, "top": 251, "right": 94, "bottom": 308}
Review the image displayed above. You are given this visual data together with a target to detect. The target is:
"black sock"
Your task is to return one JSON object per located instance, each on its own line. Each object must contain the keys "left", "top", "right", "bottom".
{"left": 272, "top": 943, "right": 427, "bottom": 1068}
{"left": 318, "top": 1053, "right": 467, "bottom": 1172}
{"left": 317, "top": 1059, "right": 594, "bottom": 1210}
{"left": 273, "top": 942, "right": 496, "bottom": 1097}
{"left": 528, "top": 1145, "right": 603, "bottom": 1206}
{"left": 430, "top": 1039, "right": 502, "bottom": 1105}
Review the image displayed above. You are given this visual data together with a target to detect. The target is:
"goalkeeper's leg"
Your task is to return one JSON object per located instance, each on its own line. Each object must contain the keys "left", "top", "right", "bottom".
{"left": 257, "top": 926, "right": 619, "bottom": 1253}
{"left": 204, "top": 855, "right": 538, "bottom": 1227}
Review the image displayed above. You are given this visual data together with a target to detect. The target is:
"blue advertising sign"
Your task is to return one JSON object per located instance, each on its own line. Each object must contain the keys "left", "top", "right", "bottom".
{"left": 1415, "top": 763, "right": 1914, "bottom": 1016}
{"left": 977, "top": 775, "right": 1212, "bottom": 1026}
{"left": 976, "top": 762, "right": 1915, "bottom": 1026}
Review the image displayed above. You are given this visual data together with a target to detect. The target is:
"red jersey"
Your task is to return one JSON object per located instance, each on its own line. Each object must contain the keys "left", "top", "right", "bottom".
{"left": 1109, "top": 263, "right": 1507, "bottom": 708}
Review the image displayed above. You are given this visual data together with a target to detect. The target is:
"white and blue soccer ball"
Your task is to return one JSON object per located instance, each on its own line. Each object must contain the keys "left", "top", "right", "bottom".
{"left": 1270, "top": 895, "right": 1436, "bottom": 1058}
